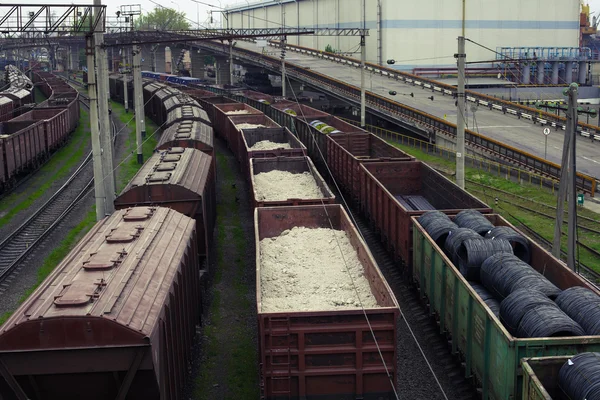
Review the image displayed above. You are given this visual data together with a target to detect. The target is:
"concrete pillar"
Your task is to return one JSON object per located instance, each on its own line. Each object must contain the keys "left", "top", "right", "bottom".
{"left": 190, "top": 47, "right": 205, "bottom": 79}
{"left": 537, "top": 61, "right": 545, "bottom": 85}
{"left": 565, "top": 61, "right": 574, "bottom": 84}
{"left": 154, "top": 48, "right": 166, "bottom": 73}
{"left": 579, "top": 61, "right": 587, "bottom": 84}
{"left": 215, "top": 56, "right": 230, "bottom": 84}
{"left": 522, "top": 64, "right": 531, "bottom": 85}
{"left": 552, "top": 62, "right": 560, "bottom": 84}
{"left": 140, "top": 45, "right": 154, "bottom": 71}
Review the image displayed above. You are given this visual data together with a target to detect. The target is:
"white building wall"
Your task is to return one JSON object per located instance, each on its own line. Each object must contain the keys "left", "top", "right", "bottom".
{"left": 225, "top": 0, "right": 580, "bottom": 70}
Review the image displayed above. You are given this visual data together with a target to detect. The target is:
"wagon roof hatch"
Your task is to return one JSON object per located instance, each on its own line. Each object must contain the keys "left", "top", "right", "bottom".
{"left": 123, "top": 207, "right": 154, "bottom": 221}
{"left": 53, "top": 279, "right": 105, "bottom": 307}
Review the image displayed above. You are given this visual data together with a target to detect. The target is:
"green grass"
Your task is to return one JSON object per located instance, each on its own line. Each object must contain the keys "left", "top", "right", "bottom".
{"left": 194, "top": 152, "right": 258, "bottom": 400}
{"left": 111, "top": 100, "right": 159, "bottom": 191}
{"left": 388, "top": 140, "right": 600, "bottom": 273}
{"left": 0, "top": 209, "right": 96, "bottom": 326}
{"left": 0, "top": 109, "right": 90, "bottom": 227}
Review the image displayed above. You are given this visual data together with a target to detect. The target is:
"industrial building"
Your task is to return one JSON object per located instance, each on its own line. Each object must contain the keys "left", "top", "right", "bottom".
{"left": 225, "top": 0, "right": 581, "bottom": 72}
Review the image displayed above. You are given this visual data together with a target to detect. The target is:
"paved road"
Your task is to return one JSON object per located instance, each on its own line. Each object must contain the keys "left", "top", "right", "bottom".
{"left": 234, "top": 41, "right": 600, "bottom": 179}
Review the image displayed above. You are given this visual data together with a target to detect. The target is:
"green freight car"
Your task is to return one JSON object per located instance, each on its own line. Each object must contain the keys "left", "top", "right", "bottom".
{"left": 412, "top": 214, "right": 600, "bottom": 400}
{"left": 521, "top": 356, "right": 570, "bottom": 400}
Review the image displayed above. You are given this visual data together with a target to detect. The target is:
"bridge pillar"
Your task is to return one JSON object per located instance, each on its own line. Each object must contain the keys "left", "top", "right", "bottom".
{"left": 140, "top": 45, "right": 154, "bottom": 71}
{"left": 537, "top": 61, "right": 545, "bottom": 85}
{"left": 154, "top": 48, "right": 166, "bottom": 73}
{"left": 551, "top": 62, "right": 560, "bottom": 84}
{"left": 579, "top": 61, "right": 588, "bottom": 84}
{"left": 215, "top": 56, "right": 230, "bottom": 85}
{"left": 190, "top": 48, "right": 205, "bottom": 79}
{"left": 522, "top": 64, "right": 531, "bottom": 85}
{"left": 565, "top": 61, "right": 574, "bottom": 84}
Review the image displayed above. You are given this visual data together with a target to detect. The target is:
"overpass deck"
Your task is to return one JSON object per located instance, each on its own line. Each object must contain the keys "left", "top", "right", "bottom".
{"left": 232, "top": 40, "right": 600, "bottom": 179}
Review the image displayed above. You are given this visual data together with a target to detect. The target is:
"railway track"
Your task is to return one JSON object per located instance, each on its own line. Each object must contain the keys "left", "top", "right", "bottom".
{"left": 0, "top": 93, "right": 117, "bottom": 286}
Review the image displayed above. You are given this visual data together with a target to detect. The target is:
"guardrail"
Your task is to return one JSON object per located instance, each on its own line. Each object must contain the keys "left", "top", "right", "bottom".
{"left": 197, "top": 40, "right": 598, "bottom": 196}
{"left": 273, "top": 40, "right": 600, "bottom": 141}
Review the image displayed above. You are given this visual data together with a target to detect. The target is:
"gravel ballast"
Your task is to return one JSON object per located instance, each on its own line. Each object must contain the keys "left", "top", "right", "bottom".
{"left": 260, "top": 226, "right": 380, "bottom": 312}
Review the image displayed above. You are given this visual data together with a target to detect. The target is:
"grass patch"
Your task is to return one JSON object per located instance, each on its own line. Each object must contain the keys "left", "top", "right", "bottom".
{"left": 111, "top": 100, "right": 159, "bottom": 192}
{"left": 0, "top": 209, "right": 96, "bottom": 326}
{"left": 194, "top": 151, "right": 258, "bottom": 400}
{"left": 0, "top": 109, "right": 90, "bottom": 227}
{"left": 388, "top": 140, "right": 600, "bottom": 273}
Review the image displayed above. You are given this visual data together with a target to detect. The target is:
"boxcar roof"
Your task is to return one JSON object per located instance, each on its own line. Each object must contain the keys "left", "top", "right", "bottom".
{"left": 157, "top": 120, "right": 213, "bottom": 149}
{"left": 120, "top": 147, "right": 212, "bottom": 197}
{"left": 0, "top": 207, "right": 196, "bottom": 350}
{"left": 166, "top": 103, "right": 210, "bottom": 127}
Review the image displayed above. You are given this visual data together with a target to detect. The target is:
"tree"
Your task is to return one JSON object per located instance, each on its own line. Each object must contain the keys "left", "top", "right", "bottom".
{"left": 135, "top": 8, "right": 191, "bottom": 31}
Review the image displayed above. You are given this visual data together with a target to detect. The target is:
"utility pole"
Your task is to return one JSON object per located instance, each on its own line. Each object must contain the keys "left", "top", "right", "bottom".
{"left": 281, "top": 36, "right": 287, "bottom": 98}
{"left": 132, "top": 43, "right": 145, "bottom": 164}
{"left": 567, "top": 83, "right": 579, "bottom": 271}
{"left": 455, "top": 36, "right": 466, "bottom": 189}
{"left": 552, "top": 114, "right": 572, "bottom": 259}
{"left": 86, "top": 33, "right": 106, "bottom": 220}
{"left": 95, "top": 0, "right": 115, "bottom": 215}
{"left": 360, "top": 34, "right": 366, "bottom": 128}
{"left": 229, "top": 40, "right": 234, "bottom": 84}
{"left": 123, "top": 47, "right": 129, "bottom": 113}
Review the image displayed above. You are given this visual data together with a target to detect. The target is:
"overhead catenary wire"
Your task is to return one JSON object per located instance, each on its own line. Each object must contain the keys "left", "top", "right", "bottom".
{"left": 284, "top": 71, "right": 448, "bottom": 400}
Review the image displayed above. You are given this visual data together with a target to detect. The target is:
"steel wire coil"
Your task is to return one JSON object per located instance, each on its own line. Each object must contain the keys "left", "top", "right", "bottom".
{"left": 559, "top": 352, "right": 600, "bottom": 400}
{"left": 454, "top": 210, "right": 494, "bottom": 235}
{"left": 444, "top": 228, "right": 481, "bottom": 265}
{"left": 484, "top": 226, "right": 531, "bottom": 264}
{"left": 419, "top": 217, "right": 458, "bottom": 250}
{"left": 516, "top": 304, "right": 585, "bottom": 338}
{"left": 555, "top": 286, "right": 600, "bottom": 336}
{"left": 457, "top": 238, "right": 513, "bottom": 281}
{"left": 470, "top": 282, "right": 501, "bottom": 316}
{"left": 499, "top": 289, "right": 555, "bottom": 335}
{"left": 480, "top": 253, "right": 561, "bottom": 300}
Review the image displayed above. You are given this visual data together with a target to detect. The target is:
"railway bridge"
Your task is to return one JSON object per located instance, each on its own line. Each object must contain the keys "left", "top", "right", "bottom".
{"left": 3, "top": 29, "right": 599, "bottom": 193}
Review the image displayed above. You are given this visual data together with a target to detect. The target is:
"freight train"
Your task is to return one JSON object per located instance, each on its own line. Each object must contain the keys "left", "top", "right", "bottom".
{"left": 0, "top": 73, "right": 598, "bottom": 400}
{"left": 0, "top": 69, "right": 80, "bottom": 193}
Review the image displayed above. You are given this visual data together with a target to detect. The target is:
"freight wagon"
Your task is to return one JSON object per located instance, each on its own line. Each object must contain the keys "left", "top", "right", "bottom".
{"left": 249, "top": 156, "right": 335, "bottom": 208}
{"left": 0, "top": 207, "right": 205, "bottom": 400}
{"left": 327, "top": 132, "right": 414, "bottom": 205}
{"left": 360, "top": 161, "right": 491, "bottom": 270}
{"left": 114, "top": 148, "right": 216, "bottom": 264}
{"left": 212, "top": 103, "right": 263, "bottom": 141}
{"left": 255, "top": 205, "right": 399, "bottom": 400}
{"left": 412, "top": 214, "right": 600, "bottom": 400}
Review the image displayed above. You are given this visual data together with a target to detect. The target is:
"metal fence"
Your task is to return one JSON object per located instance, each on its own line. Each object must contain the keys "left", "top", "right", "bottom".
{"left": 340, "top": 118, "right": 562, "bottom": 194}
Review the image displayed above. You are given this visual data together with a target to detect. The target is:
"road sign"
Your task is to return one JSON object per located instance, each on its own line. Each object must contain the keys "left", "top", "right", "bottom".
{"left": 543, "top": 127, "right": 551, "bottom": 136}
{"left": 578, "top": 194, "right": 584, "bottom": 206}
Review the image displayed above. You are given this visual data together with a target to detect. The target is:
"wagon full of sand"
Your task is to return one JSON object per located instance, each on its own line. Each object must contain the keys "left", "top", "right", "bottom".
{"left": 255, "top": 205, "right": 400, "bottom": 399}
{"left": 250, "top": 156, "right": 335, "bottom": 207}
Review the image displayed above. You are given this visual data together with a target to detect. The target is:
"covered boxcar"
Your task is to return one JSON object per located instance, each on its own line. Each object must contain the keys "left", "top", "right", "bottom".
{"left": 114, "top": 148, "right": 216, "bottom": 263}
{"left": 0, "top": 206, "right": 203, "bottom": 400}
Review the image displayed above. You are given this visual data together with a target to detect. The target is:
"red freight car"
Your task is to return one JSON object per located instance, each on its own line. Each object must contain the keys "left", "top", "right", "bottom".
{"left": 327, "top": 132, "right": 414, "bottom": 205}
{"left": 153, "top": 86, "right": 179, "bottom": 125}
{"left": 359, "top": 161, "right": 492, "bottom": 270}
{"left": 212, "top": 103, "right": 263, "bottom": 140}
{"left": 255, "top": 205, "right": 399, "bottom": 400}
{"left": 0, "top": 207, "right": 203, "bottom": 400}
{"left": 249, "top": 156, "right": 335, "bottom": 208}
{"left": 238, "top": 127, "right": 306, "bottom": 178}
{"left": 225, "top": 114, "right": 279, "bottom": 161}
{"left": 114, "top": 148, "right": 216, "bottom": 263}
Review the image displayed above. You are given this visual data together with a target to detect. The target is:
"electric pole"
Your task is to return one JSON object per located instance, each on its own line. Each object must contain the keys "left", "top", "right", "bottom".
{"left": 123, "top": 47, "right": 129, "bottom": 113}
{"left": 132, "top": 43, "right": 145, "bottom": 164}
{"left": 567, "top": 83, "right": 579, "bottom": 271}
{"left": 455, "top": 36, "right": 466, "bottom": 189}
{"left": 86, "top": 33, "right": 106, "bottom": 221}
{"left": 360, "top": 34, "right": 366, "bottom": 128}
{"left": 95, "top": 0, "right": 115, "bottom": 215}
{"left": 281, "top": 36, "right": 287, "bottom": 98}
